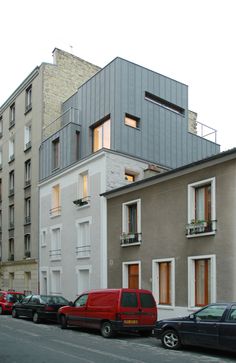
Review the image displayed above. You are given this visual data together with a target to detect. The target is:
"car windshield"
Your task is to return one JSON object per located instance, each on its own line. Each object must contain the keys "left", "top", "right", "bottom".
{"left": 6, "top": 294, "right": 25, "bottom": 303}
{"left": 40, "top": 296, "right": 69, "bottom": 304}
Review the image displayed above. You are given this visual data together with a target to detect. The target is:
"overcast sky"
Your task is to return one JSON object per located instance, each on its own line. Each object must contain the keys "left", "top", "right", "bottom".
{"left": 1, "top": 0, "right": 235, "bottom": 151}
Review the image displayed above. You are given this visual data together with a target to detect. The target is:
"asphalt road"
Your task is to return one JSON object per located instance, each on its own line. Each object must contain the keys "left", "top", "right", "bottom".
{"left": 0, "top": 315, "right": 235, "bottom": 363}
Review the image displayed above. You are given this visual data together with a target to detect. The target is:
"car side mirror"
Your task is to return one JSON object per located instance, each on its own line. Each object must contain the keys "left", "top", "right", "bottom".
{"left": 189, "top": 314, "right": 195, "bottom": 320}
{"left": 69, "top": 301, "right": 74, "bottom": 306}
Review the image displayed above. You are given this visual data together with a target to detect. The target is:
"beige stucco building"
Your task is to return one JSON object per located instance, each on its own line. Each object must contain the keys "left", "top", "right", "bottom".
{"left": 0, "top": 48, "right": 100, "bottom": 292}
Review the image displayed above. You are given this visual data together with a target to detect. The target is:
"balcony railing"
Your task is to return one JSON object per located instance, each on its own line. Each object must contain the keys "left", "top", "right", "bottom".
{"left": 24, "top": 216, "right": 31, "bottom": 224}
{"left": 76, "top": 245, "right": 91, "bottom": 258}
{"left": 49, "top": 206, "right": 61, "bottom": 217}
{"left": 8, "top": 254, "right": 14, "bottom": 261}
{"left": 43, "top": 107, "right": 80, "bottom": 140}
{"left": 120, "top": 232, "right": 142, "bottom": 246}
{"left": 186, "top": 220, "right": 216, "bottom": 236}
{"left": 24, "top": 251, "right": 31, "bottom": 258}
{"left": 49, "top": 249, "right": 61, "bottom": 260}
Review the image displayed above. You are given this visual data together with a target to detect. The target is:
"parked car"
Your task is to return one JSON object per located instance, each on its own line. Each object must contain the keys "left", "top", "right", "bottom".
{"left": 58, "top": 288, "right": 157, "bottom": 338}
{"left": 12, "top": 294, "right": 69, "bottom": 323}
{"left": 155, "top": 302, "right": 236, "bottom": 353}
{"left": 0, "top": 290, "right": 25, "bottom": 315}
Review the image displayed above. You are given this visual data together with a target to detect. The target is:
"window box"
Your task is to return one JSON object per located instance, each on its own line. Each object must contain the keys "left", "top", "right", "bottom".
{"left": 73, "top": 196, "right": 90, "bottom": 207}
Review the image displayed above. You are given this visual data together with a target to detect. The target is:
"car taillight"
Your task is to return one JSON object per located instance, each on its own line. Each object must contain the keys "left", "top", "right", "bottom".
{"left": 44, "top": 305, "right": 55, "bottom": 312}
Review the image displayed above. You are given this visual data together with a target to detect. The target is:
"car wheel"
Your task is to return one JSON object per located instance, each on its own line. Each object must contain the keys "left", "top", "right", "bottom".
{"left": 33, "top": 312, "right": 40, "bottom": 324}
{"left": 60, "top": 315, "right": 67, "bottom": 329}
{"left": 161, "top": 329, "right": 182, "bottom": 350}
{"left": 0, "top": 306, "right": 3, "bottom": 315}
{"left": 101, "top": 321, "right": 114, "bottom": 338}
{"left": 12, "top": 309, "right": 18, "bottom": 318}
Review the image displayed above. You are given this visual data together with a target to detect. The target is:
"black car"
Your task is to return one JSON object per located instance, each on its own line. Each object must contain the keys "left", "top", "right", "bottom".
{"left": 155, "top": 303, "right": 236, "bottom": 353}
{"left": 12, "top": 294, "right": 69, "bottom": 323}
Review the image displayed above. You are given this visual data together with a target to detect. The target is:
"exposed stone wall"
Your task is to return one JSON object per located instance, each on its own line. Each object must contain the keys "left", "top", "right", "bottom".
{"left": 42, "top": 48, "right": 100, "bottom": 138}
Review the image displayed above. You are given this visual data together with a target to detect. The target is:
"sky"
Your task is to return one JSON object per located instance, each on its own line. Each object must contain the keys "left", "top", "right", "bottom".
{"left": 1, "top": 0, "right": 235, "bottom": 151}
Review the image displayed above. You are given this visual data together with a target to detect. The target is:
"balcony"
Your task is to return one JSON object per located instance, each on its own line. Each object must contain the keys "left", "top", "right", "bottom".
{"left": 24, "top": 141, "right": 32, "bottom": 151}
{"left": 24, "top": 250, "right": 31, "bottom": 258}
{"left": 120, "top": 232, "right": 142, "bottom": 247}
{"left": 76, "top": 245, "right": 91, "bottom": 258}
{"left": 186, "top": 220, "right": 217, "bottom": 237}
{"left": 24, "top": 216, "right": 31, "bottom": 225}
{"left": 49, "top": 249, "right": 61, "bottom": 261}
{"left": 49, "top": 206, "right": 61, "bottom": 217}
{"left": 8, "top": 254, "right": 14, "bottom": 261}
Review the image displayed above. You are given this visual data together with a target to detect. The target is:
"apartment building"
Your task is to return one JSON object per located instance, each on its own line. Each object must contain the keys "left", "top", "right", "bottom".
{"left": 0, "top": 48, "right": 100, "bottom": 292}
{"left": 38, "top": 56, "right": 220, "bottom": 300}
{"left": 103, "top": 148, "right": 236, "bottom": 319}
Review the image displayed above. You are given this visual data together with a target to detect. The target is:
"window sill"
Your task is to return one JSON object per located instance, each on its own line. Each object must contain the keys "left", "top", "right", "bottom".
{"left": 24, "top": 105, "right": 32, "bottom": 115}
{"left": 121, "top": 242, "right": 141, "bottom": 247}
{"left": 157, "top": 304, "right": 175, "bottom": 310}
{"left": 76, "top": 255, "right": 91, "bottom": 259}
{"left": 186, "top": 231, "right": 216, "bottom": 238}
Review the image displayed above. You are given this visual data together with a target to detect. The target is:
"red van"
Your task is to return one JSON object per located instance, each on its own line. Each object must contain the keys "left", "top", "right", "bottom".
{"left": 58, "top": 288, "right": 157, "bottom": 338}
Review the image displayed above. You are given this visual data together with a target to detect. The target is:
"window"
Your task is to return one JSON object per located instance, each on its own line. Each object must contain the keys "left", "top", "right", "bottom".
{"left": 122, "top": 261, "right": 141, "bottom": 289}
{"left": 74, "top": 293, "right": 88, "bottom": 307}
{"left": 121, "top": 199, "right": 141, "bottom": 245}
{"left": 188, "top": 255, "right": 216, "bottom": 308}
{"left": 52, "top": 137, "right": 60, "bottom": 169}
{"left": 9, "top": 170, "right": 14, "bottom": 195}
{"left": 187, "top": 177, "right": 216, "bottom": 236}
{"left": 125, "top": 172, "right": 135, "bottom": 182}
{"left": 76, "top": 218, "right": 91, "bottom": 258}
{"left": 9, "top": 205, "right": 14, "bottom": 229}
{"left": 0, "top": 147, "right": 2, "bottom": 168}
{"left": 145, "top": 91, "right": 185, "bottom": 116}
{"left": 24, "top": 124, "right": 32, "bottom": 150}
{"left": 50, "top": 184, "right": 61, "bottom": 216}
{"left": 25, "top": 159, "right": 31, "bottom": 186}
{"left": 25, "top": 85, "right": 32, "bottom": 112}
{"left": 24, "top": 234, "right": 31, "bottom": 258}
{"left": 9, "top": 137, "right": 15, "bottom": 162}
{"left": 0, "top": 178, "right": 2, "bottom": 201}
{"left": 152, "top": 258, "right": 175, "bottom": 306}
{"left": 10, "top": 103, "right": 15, "bottom": 127}
{"left": 121, "top": 292, "right": 138, "bottom": 307}
{"left": 50, "top": 226, "right": 61, "bottom": 260}
{"left": 76, "top": 269, "right": 91, "bottom": 295}
{"left": 124, "top": 114, "right": 140, "bottom": 129}
{"left": 194, "top": 304, "right": 227, "bottom": 321}
{"left": 9, "top": 272, "right": 14, "bottom": 288}
{"left": 93, "top": 117, "right": 110, "bottom": 152}
{"left": 9, "top": 239, "right": 14, "bottom": 260}
{"left": 24, "top": 272, "right": 31, "bottom": 292}
{"left": 0, "top": 116, "right": 3, "bottom": 137}
{"left": 41, "top": 229, "right": 47, "bottom": 247}
{"left": 50, "top": 269, "right": 61, "bottom": 294}
{"left": 0, "top": 210, "right": 2, "bottom": 232}
{"left": 25, "top": 197, "right": 31, "bottom": 224}
{"left": 76, "top": 131, "right": 80, "bottom": 161}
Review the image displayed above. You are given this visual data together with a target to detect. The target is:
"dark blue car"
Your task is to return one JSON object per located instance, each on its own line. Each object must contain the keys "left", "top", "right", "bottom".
{"left": 155, "top": 303, "right": 236, "bottom": 353}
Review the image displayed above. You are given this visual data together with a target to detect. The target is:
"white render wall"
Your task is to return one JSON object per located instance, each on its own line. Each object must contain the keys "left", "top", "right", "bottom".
{"left": 39, "top": 150, "right": 151, "bottom": 300}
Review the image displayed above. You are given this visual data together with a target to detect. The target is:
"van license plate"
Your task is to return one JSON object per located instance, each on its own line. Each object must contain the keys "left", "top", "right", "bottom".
{"left": 123, "top": 319, "right": 138, "bottom": 324}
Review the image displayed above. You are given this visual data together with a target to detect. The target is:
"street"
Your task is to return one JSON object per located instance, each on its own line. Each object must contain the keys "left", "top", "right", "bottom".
{"left": 0, "top": 315, "right": 235, "bottom": 363}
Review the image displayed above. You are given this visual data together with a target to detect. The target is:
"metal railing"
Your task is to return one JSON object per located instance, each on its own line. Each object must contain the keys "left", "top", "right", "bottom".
{"left": 43, "top": 107, "right": 80, "bottom": 140}
{"left": 76, "top": 245, "right": 91, "bottom": 258}
{"left": 120, "top": 232, "right": 142, "bottom": 246}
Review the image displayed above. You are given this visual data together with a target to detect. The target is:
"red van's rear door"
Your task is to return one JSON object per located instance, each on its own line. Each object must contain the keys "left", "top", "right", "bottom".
{"left": 138, "top": 292, "right": 157, "bottom": 326}
{"left": 119, "top": 291, "right": 140, "bottom": 327}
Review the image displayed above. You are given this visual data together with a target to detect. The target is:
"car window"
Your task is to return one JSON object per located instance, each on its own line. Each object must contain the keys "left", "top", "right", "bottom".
{"left": 75, "top": 294, "right": 88, "bottom": 307}
{"left": 228, "top": 305, "right": 236, "bottom": 321}
{"left": 121, "top": 292, "right": 138, "bottom": 307}
{"left": 22, "top": 295, "right": 32, "bottom": 304}
{"left": 195, "top": 304, "right": 227, "bottom": 321}
{"left": 31, "top": 296, "right": 40, "bottom": 304}
{"left": 140, "top": 293, "right": 156, "bottom": 308}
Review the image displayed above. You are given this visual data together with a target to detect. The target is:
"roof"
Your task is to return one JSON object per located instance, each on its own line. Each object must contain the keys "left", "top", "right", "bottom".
{"left": 101, "top": 147, "right": 236, "bottom": 198}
